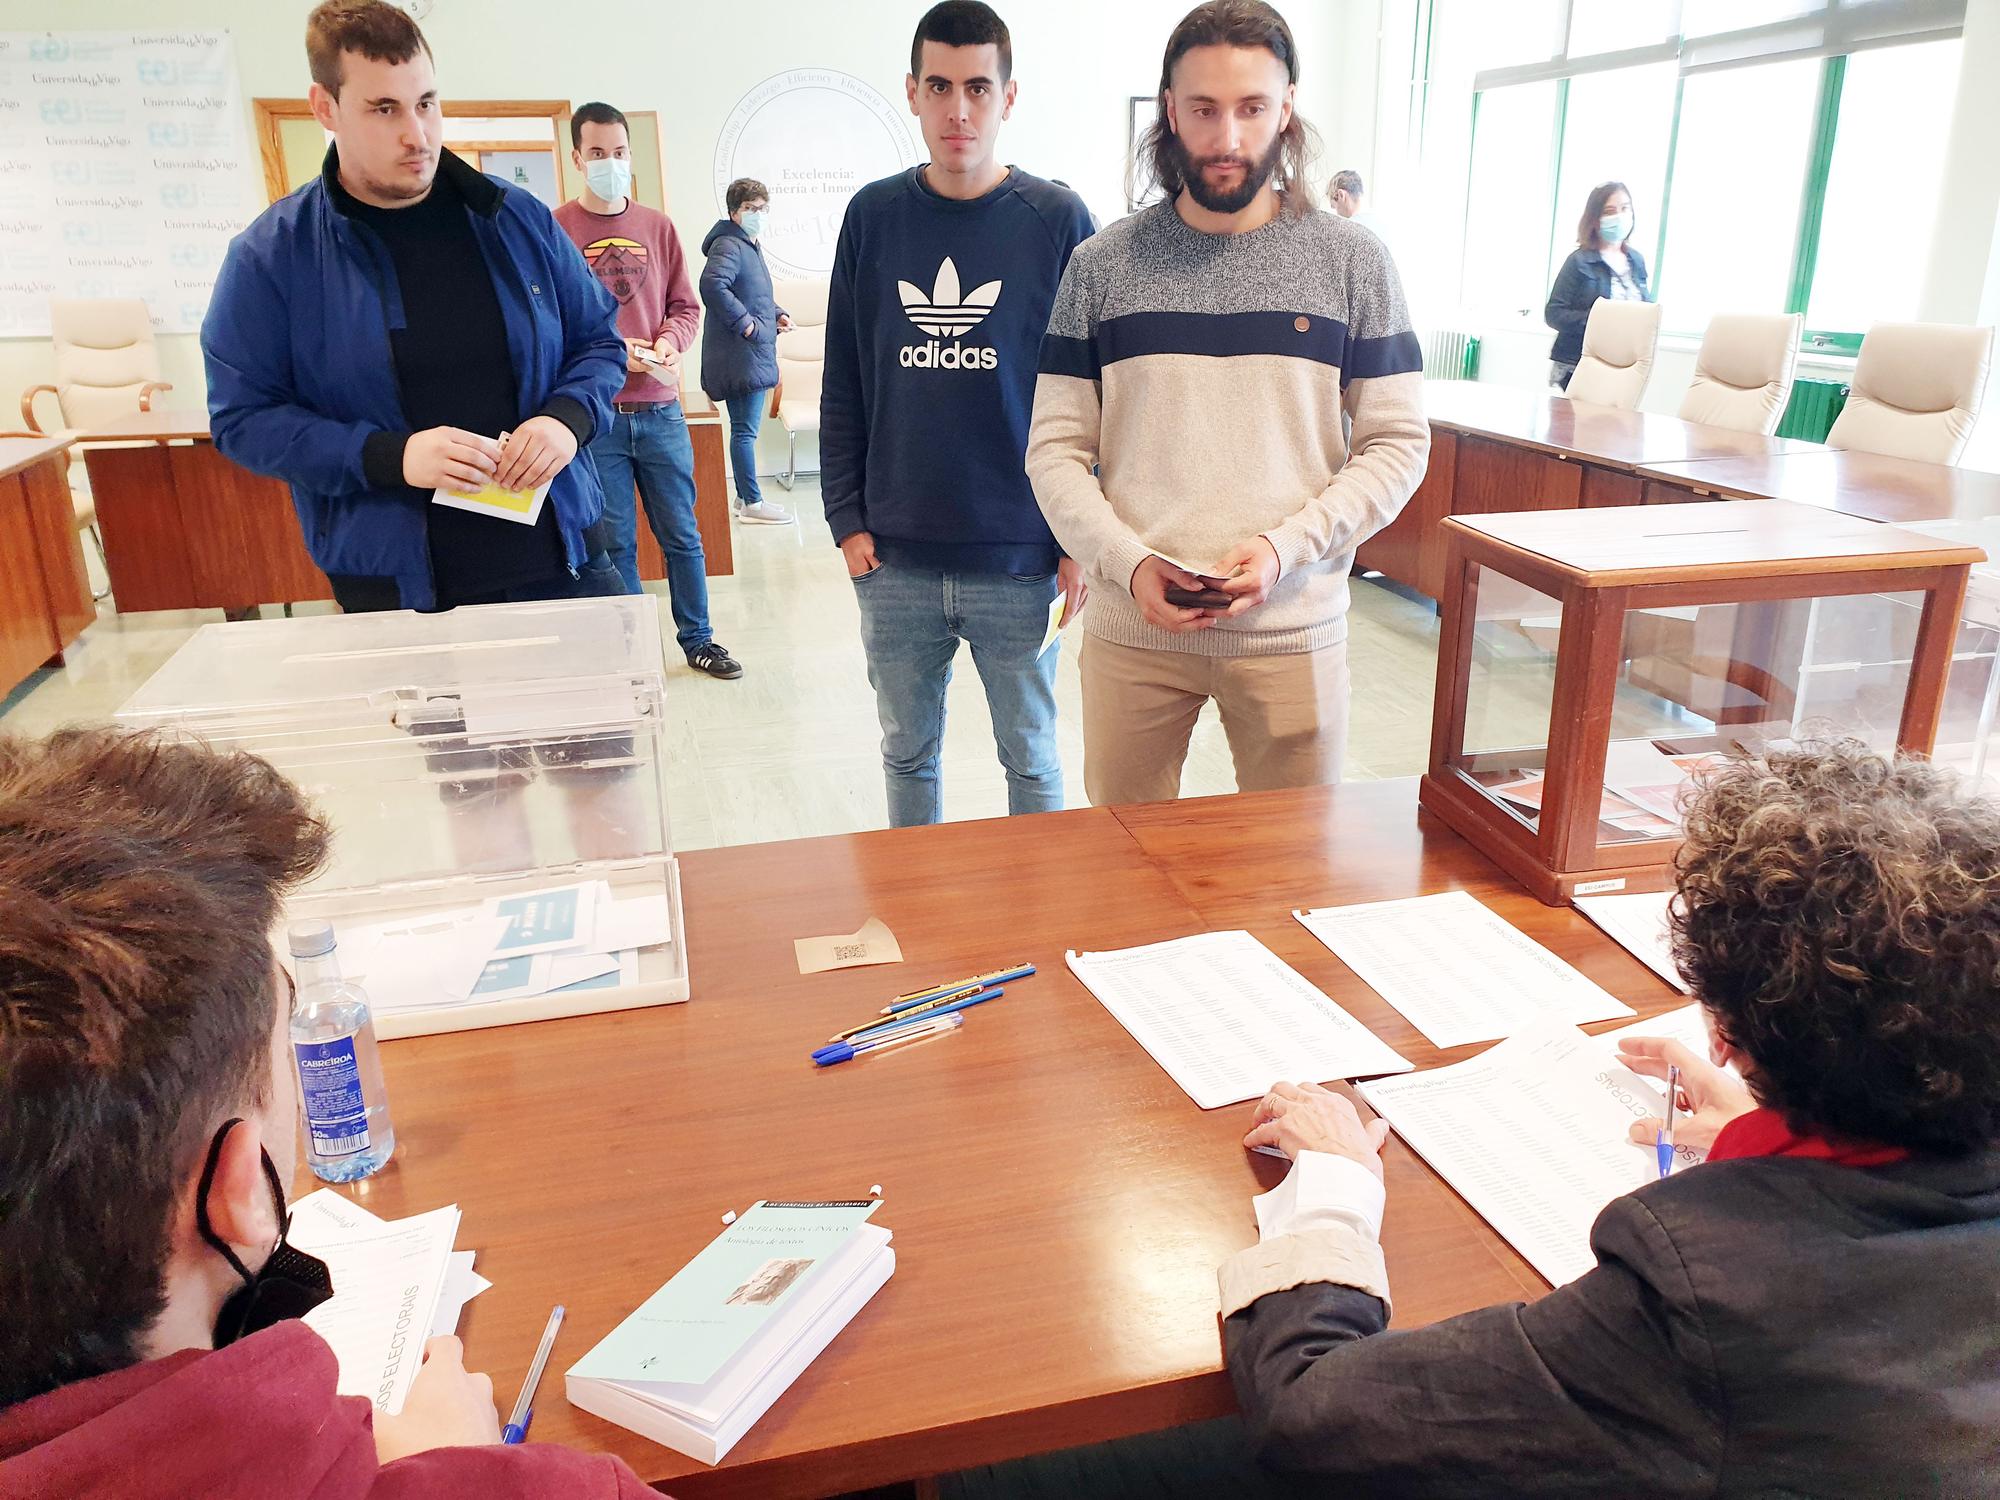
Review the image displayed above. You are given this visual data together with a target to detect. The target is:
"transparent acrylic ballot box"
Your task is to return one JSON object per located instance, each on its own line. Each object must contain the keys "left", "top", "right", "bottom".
{"left": 117, "top": 595, "right": 687, "bottom": 1035}
{"left": 1419, "top": 500, "right": 1981, "bottom": 905}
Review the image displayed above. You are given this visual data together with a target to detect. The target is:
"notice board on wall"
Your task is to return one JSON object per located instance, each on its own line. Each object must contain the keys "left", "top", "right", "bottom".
{"left": 0, "top": 30, "right": 255, "bottom": 339}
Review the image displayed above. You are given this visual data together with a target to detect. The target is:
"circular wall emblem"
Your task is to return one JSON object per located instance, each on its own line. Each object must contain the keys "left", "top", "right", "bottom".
{"left": 712, "top": 69, "right": 919, "bottom": 279}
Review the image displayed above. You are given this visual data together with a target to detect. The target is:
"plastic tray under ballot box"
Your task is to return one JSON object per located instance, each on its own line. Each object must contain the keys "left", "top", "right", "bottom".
{"left": 117, "top": 595, "right": 687, "bottom": 1036}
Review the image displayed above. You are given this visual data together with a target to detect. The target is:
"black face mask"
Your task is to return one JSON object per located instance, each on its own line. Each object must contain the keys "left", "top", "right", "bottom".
{"left": 195, "top": 1118, "right": 335, "bottom": 1346}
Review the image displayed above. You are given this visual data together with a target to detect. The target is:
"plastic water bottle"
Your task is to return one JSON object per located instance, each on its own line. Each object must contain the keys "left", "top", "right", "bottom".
{"left": 287, "top": 919, "right": 396, "bottom": 1182}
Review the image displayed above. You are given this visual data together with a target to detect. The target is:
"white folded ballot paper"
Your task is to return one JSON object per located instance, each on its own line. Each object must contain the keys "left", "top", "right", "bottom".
{"left": 287, "top": 1190, "right": 488, "bottom": 1414}
{"left": 1356, "top": 1005, "right": 1716, "bottom": 1286}
{"left": 566, "top": 1200, "right": 894, "bottom": 1465}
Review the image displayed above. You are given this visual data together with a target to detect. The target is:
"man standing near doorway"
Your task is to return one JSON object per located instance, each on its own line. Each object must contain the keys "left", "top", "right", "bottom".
{"left": 699, "top": 177, "right": 796, "bottom": 527}
{"left": 822, "top": 0, "right": 1096, "bottom": 827}
{"left": 1028, "top": 0, "right": 1428, "bottom": 805}
{"left": 204, "top": 0, "right": 629, "bottom": 614}
{"left": 555, "top": 103, "right": 743, "bottom": 679}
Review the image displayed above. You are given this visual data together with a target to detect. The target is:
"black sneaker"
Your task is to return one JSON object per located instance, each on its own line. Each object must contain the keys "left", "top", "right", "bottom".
{"left": 687, "top": 641, "right": 743, "bottom": 679}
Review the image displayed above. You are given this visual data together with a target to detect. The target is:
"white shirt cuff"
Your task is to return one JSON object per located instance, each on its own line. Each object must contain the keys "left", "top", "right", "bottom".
{"left": 1252, "top": 1150, "right": 1385, "bottom": 1245}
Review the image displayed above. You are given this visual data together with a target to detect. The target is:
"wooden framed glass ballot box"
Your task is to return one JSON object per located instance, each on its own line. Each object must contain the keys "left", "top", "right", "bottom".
{"left": 116, "top": 595, "right": 687, "bottom": 1035}
{"left": 1420, "top": 499, "right": 1983, "bottom": 905}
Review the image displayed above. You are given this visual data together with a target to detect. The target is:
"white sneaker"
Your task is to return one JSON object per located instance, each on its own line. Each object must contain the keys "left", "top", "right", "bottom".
{"left": 734, "top": 500, "right": 795, "bottom": 525}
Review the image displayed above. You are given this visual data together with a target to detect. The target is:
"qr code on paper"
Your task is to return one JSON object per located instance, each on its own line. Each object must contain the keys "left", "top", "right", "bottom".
{"left": 834, "top": 942, "right": 867, "bottom": 961}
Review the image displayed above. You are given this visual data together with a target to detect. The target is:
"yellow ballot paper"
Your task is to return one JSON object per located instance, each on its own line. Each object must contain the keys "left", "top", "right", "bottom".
{"left": 432, "top": 478, "right": 550, "bottom": 527}
{"left": 795, "top": 917, "right": 903, "bottom": 975}
{"left": 1037, "top": 591, "right": 1069, "bottom": 658}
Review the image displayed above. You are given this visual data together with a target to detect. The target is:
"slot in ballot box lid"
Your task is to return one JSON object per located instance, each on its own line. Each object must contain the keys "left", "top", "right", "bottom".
{"left": 117, "top": 598, "right": 689, "bottom": 1028}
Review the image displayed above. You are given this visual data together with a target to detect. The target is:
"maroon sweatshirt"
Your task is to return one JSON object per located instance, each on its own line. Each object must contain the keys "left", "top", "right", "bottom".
{"left": 0, "top": 1322, "right": 656, "bottom": 1500}
{"left": 552, "top": 197, "right": 702, "bottom": 405}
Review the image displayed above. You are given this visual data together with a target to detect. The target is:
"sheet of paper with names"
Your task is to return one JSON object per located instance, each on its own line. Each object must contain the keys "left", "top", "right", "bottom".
{"left": 1294, "top": 890, "right": 1635, "bottom": 1048}
{"left": 287, "top": 1191, "right": 483, "bottom": 1414}
{"left": 1065, "top": 930, "right": 1413, "bottom": 1110}
{"left": 1574, "top": 890, "right": 1689, "bottom": 993}
{"left": 1356, "top": 1004, "right": 1713, "bottom": 1286}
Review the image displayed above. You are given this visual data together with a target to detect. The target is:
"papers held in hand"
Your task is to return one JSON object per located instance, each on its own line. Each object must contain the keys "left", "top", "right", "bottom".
{"left": 565, "top": 1200, "right": 894, "bottom": 1465}
{"left": 431, "top": 477, "right": 551, "bottom": 527}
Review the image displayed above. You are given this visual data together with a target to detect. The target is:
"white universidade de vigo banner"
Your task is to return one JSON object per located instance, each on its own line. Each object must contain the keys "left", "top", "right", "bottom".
{"left": 712, "top": 69, "right": 919, "bottom": 280}
{"left": 0, "top": 30, "right": 255, "bottom": 339}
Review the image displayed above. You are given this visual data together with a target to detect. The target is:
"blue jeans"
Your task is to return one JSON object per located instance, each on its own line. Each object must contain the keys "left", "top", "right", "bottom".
{"left": 851, "top": 561, "right": 1063, "bottom": 827}
{"left": 725, "top": 392, "right": 769, "bottom": 504}
{"left": 589, "top": 403, "right": 711, "bottom": 652}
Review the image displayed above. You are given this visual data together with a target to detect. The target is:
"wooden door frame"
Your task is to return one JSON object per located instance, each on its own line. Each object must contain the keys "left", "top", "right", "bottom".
{"left": 252, "top": 97, "right": 573, "bottom": 204}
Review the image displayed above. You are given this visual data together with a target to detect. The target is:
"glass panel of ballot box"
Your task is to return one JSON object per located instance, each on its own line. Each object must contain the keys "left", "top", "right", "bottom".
{"left": 117, "top": 595, "right": 686, "bottom": 1036}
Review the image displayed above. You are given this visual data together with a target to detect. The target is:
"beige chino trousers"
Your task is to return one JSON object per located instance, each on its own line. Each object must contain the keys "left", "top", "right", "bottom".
{"left": 1079, "top": 633, "right": 1351, "bottom": 806}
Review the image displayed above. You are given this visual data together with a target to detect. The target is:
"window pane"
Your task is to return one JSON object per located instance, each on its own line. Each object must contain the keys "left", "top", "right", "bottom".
{"left": 1445, "top": 0, "right": 1566, "bottom": 72}
{"left": 1549, "top": 63, "right": 1679, "bottom": 289}
{"left": 1808, "top": 39, "right": 1963, "bottom": 332}
{"left": 1461, "top": 82, "right": 1560, "bottom": 318}
{"left": 1566, "top": 0, "right": 1675, "bottom": 57}
{"left": 1680, "top": 0, "right": 1825, "bottom": 35}
{"left": 1655, "top": 57, "right": 1821, "bottom": 334}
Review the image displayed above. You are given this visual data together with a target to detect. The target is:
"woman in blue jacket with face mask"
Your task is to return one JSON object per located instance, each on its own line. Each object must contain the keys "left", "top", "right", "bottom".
{"left": 699, "top": 177, "right": 794, "bottom": 526}
{"left": 1544, "top": 180, "right": 1651, "bottom": 390}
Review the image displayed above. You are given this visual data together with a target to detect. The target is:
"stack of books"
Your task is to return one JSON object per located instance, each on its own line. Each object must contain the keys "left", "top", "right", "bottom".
{"left": 565, "top": 1199, "right": 893, "bottom": 1464}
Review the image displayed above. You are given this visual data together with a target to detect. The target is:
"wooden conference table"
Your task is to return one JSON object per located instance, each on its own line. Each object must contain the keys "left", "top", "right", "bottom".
{"left": 73, "top": 403, "right": 733, "bottom": 615}
{"left": 0, "top": 431, "right": 94, "bottom": 696}
{"left": 343, "top": 779, "right": 1687, "bottom": 1498}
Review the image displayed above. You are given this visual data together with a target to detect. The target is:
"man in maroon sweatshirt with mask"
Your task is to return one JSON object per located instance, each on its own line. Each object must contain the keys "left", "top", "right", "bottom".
{"left": 0, "top": 729, "right": 653, "bottom": 1499}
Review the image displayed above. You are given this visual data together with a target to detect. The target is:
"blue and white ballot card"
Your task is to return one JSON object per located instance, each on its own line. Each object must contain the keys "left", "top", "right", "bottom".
{"left": 567, "top": 1200, "right": 882, "bottom": 1387}
{"left": 482, "top": 881, "right": 600, "bottom": 958}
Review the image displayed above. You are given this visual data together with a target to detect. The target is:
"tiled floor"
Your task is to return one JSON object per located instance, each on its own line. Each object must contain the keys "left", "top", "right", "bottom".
{"left": 0, "top": 477, "right": 1448, "bottom": 850}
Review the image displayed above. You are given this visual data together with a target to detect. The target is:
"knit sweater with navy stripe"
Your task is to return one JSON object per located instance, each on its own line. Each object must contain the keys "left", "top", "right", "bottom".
{"left": 1027, "top": 200, "right": 1430, "bottom": 656}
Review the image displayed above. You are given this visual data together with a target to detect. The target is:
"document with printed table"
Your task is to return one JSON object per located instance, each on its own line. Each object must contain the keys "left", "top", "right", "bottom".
{"left": 1574, "top": 889, "right": 1689, "bottom": 993}
{"left": 1295, "top": 890, "right": 1635, "bottom": 1048}
{"left": 1065, "top": 930, "right": 1413, "bottom": 1110}
{"left": 566, "top": 1200, "right": 894, "bottom": 1465}
{"left": 1356, "top": 1005, "right": 1714, "bottom": 1286}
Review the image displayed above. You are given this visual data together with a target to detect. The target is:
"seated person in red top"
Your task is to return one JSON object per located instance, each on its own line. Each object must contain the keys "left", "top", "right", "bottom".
{"left": 0, "top": 730, "right": 652, "bottom": 1499}
{"left": 1223, "top": 740, "right": 2000, "bottom": 1497}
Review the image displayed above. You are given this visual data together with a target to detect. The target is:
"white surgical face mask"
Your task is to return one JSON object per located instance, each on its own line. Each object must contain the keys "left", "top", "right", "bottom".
{"left": 738, "top": 210, "right": 766, "bottom": 239}
{"left": 585, "top": 156, "right": 631, "bottom": 204}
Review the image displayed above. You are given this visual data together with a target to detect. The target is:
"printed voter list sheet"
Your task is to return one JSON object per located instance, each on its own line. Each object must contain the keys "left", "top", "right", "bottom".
{"left": 1575, "top": 890, "right": 1690, "bottom": 993}
{"left": 1295, "top": 890, "right": 1634, "bottom": 1048}
{"left": 294, "top": 1203, "right": 461, "bottom": 1414}
{"left": 1066, "top": 931, "right": 1412, "bottom": 1109}
{"left": 1359, "top": 1019, "right": 1686, "bottom": 1286}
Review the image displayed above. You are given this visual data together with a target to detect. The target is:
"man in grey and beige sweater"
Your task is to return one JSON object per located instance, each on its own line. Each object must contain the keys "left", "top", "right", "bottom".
{"left": 1027, "top": 0, "right": 1428, "bottom": 804}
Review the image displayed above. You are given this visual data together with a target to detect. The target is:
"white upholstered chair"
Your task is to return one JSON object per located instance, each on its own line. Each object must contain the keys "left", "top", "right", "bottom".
{"left": 1825, "top": 321, "right": 1993, "bottom": 465}
{"left": 770, "top": 278, "right": 830, "bottom": 490}
{"left": 19, "top": 300, "right": 170, "bottom": 599}
{"left": 1677, "top": 313, "right": 1802, "bottom": 435}
{"left": 1564, "top": 299, "right": 1662, "bottom": 410}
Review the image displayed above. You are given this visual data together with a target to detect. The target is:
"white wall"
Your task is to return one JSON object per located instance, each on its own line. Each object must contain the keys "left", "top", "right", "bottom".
{"left": 3, "top": 0, "right": 1377, "bottom": 454}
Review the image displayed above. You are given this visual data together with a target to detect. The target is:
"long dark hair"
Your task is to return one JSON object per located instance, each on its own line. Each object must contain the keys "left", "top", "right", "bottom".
{"left": 1578, "top": 180, "right": 1635, "bottom": 250}
{"left": 1132, "top": 0, "right": 1322, "bottom": 218}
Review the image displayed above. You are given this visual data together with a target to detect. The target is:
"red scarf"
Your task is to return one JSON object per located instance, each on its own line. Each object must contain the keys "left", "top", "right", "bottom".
{"left": 1708, "top": 1106, "right": 1910, "bottom": 1166}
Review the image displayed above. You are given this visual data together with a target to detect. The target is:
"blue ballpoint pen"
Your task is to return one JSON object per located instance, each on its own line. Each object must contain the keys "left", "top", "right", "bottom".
{"left": 886, "top": 964, "right": 1036, "bottom": 1013}
{"left": 815, "top": 1012, "right": 964, "bottom": 1066}
{"left": 1656, "top": 1063, "right": 1681, "bottom": 1180}
{"left": 813, "top": 991, "right": 1003, "bottom": 1061}
{"left": 502, "top": 1304, "right": 564, "bottom": 1445}
{"left": 836, "top": 986, "right": 1005, "bottom": 1047}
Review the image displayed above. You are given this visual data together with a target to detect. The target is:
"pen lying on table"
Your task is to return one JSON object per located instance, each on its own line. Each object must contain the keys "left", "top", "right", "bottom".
{"left": 813, "top": 1012, "right": 965, "bottom": 1066}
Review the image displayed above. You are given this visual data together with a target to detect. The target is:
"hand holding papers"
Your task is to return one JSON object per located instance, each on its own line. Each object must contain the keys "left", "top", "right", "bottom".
{"left": 1065, "top": 931, "right": 1412, "bottom": 1109}
{"left": 1295, "top": 891, "right": 1634, "bottom": 1048}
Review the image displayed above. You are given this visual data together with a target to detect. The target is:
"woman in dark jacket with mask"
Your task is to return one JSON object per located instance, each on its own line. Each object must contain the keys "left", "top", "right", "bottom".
{"left": 1544, "top": 180, "right": 1651, "bottom": 389}
{"left": 699, "top": 177, "right": 793, "bottom": 525}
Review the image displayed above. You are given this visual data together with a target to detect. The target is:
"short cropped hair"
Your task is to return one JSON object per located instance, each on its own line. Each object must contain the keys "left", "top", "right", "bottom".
{"left": 727, "top": 177, "right": 769, "bottom": 213}
{"left": 305, "top": 0, "right": 432, "bottom": 99}
{"left": 911, "top": 0, "right": 1013, "bottom": 82}
{"left": 571, "top": 101, "right": 629, "bottom": 151}
{"left": 1674, "top": 741, "right": 2000, "bottom": 1154}
{"left": 1330, "top": 168, "right": 1363, "bottom": 197}
{"left": 0, "top": 731, "right": 330, "bottom": 1407}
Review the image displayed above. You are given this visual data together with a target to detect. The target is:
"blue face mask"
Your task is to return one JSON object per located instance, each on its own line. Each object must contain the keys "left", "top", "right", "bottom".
{"left": 738, "top": 210, "right": 766, "bottom": 239}
{"left": 585, "top": 156, "right": 631, "bottom": 204}
{"left": 1599, "top": 211, "right": 1633, "bottom": 246}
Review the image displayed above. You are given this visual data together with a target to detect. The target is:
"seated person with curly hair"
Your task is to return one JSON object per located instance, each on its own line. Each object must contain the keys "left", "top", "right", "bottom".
{"left": 1227, "top": 741, "right": 2000, "bottom": 1498}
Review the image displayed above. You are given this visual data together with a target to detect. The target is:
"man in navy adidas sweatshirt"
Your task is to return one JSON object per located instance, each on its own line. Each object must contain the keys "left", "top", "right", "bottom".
{"left": 822, "top": 0, "right": 1096, "bottom": 827}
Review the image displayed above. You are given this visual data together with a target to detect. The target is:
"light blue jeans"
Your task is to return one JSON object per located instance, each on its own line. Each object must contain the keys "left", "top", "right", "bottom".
{"left": 725, "top": 392, "right": 769, "bottom": 504}
{"left": 588, "top": 402, "right": 711, "bottom": 653}
{"left": 851, "top": 560, "right": 1064, "bottom": 827}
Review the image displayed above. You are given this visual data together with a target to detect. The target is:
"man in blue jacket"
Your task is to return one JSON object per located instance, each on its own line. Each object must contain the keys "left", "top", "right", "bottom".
{"left": 823, "top": 0, "right": 1096, "bottom": 827}
{"left": 202, "top": 0, "right": 628, "bottom": 613}
{"left": 699, "top": 177, "right": 795, "bottom": 527}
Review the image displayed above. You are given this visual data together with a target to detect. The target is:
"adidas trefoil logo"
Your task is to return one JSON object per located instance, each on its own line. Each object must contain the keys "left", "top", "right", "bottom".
{"left": 897, "top": 257, "right": 1000, "bottom": 370}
